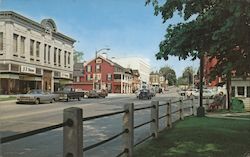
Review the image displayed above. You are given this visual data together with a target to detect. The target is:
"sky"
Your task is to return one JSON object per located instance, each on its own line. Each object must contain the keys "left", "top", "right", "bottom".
{"left": 0, "top": 0, "right": 199, "bottom": 77}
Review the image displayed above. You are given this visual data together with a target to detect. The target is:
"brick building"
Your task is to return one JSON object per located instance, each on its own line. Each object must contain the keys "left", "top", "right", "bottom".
{"left": 72, "top": 55, "right": 135, "bottom": 93}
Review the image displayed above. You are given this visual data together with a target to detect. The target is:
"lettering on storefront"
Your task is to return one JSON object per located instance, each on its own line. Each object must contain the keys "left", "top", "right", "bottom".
{"left": 61, "top": 72, "right": 70, "bottom": 78}
{"left": 21, "top": 66, "right": 36, "bottom": 74}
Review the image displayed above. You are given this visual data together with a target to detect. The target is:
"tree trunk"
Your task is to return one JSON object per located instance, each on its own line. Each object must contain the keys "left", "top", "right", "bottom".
{"left": 226, "top": 72, "right": 232, "bottom": 110}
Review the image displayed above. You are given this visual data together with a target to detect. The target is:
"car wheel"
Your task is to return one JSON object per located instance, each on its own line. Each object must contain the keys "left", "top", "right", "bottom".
{"left": 50, "top": 98, "right": 55, "bottom": 103}
{"left": 78, "top": 97, "right": 81, "bottom": 101}
{"left": 35, "top": 99, "right": 40, "bottom": 105}
{"left": 16, "top": 102, "right": 20, "bottom": 104}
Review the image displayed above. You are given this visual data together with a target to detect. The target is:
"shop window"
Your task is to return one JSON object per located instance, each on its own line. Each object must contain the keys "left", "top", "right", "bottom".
{"left": 231, "top": 86, "right": 235, "bottom": 97}
{"left": 20, "top": 36, "right": 25, "bottom": 55}
{"left": 13, "top": 34, "right": 18, "bottom": 53}
{"left": 0, "top": 64, "right": 9, "bottom": 70}
{"left": 107, "top": 83, "right": 112, "bottom": 93}
{"left": 237, "top": 86, "right": 245, "bottom": 96}
{"left": 36, "top": 68, "right": 42, "bottom": 75}
{"left": 10, "top": 64, "right": 19, "bottom": 72}
{"left": 0, "top": 32, "right": 3, "bottom": 51}
{"left": 54, "top": 71, "right": 60, "bottom": 77}
{"left": 247, "top": 87, "right": 250, "bottom": 98}
{"left": 30, "top": 39, "right": 34, "bottom": 56}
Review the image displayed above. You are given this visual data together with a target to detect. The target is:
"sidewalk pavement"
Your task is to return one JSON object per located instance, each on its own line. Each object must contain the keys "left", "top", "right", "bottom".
{"left": 206, "top": 112, "right": 250, "bottom": 120}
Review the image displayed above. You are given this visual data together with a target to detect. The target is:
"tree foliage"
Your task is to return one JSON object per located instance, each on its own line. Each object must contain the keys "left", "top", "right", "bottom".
{"left": 159, "top": 66, "right": 177, "bottom": 85}
{"left": 146, "top": 0, "right": 250, "bottom": 77}
{"left": 73, "top": 50, "right": 84, "bottom": 63}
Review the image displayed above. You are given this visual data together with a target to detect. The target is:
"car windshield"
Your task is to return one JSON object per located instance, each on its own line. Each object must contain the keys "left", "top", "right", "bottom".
{"left": 27, "top": 90, "right": 42, "bottom": 94}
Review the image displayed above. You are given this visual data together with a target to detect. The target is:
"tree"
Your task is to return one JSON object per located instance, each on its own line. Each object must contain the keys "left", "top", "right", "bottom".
{"left": 73, "top": 50, "right": 84, "bottom": 63}
{"left": 159, "top": 66, "right": 177, "bottom": 86}
{"left": 146, "top": 0, "right": 250, "bottom": 109}
{"left": 182, "top": 66, "right": 195, "bottom": 87}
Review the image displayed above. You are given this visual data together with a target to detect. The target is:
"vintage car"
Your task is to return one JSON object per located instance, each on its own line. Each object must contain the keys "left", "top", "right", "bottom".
{"left": 138, "top": 89, "right": 152, "bottom": 100}
{"left": 54, "top": 87, "right": 84, "bottom": 101}
{"left": 87, "top": 89, "right": 108, "bottom": 98}
{"left": 16, "top": 89, "right": 59, "bottom": 104}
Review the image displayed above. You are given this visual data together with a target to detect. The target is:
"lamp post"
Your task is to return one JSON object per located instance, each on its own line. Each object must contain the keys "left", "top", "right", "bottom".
{"left": 93, "top": 48, "right": 110, "bottom": 90}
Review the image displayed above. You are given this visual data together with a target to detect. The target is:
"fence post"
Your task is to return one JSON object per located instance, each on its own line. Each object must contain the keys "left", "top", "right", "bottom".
{"left": 179, "top": 97, "right": 184, "bottom": 120}
{"left": 206, "top": 97, "right": 210, "bottom": 109}
{"left": 151, "top": 101, "right": 159, "bottom": 138}
{"left": 63, "top": 107, "right": 83, "bottom": 157}
{"left": 123, "top": 103, "right": 134, "bottom": 157}
{"left": 166, "top": 100, "right": 172, "bottom": 128}
{"left": 191, "top": 98, "right": 195, "bottom": 116}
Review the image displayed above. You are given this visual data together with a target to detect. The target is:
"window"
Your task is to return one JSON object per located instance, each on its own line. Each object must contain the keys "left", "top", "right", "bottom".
{"left": 36, "top": 41, "right": 40, "bottom": 57}
{"left": 96, "top": 64, "right": 101, "bottom": 72}
{"left": 58, "top": 49, "right": 61, "bottom": 66}
{"left": 87, "top": 65, "right": 92, "bottom": 72}
{"left": 44, "top": 44, "right": 47, "bottom": 62}
{"left": 87, "top": 74, "right": 92, "bottom": 81}
{"left": 20, "top": 36, "right": 25, "bottom": 54}
{"left": 30, "top": 39, "right": 34, "bottom": 56}
{"left": 231, "top": 86, "right": 235, "bottom": 97}
{"left": 247, "top": 87, "right": 250, "bottom": 98}
{"left": 114, "top": 74, "right": 121, "bottom": 79}
{"left": 0, "top": 32, "right": 3, "bottom": 50}
{"left": 13, "top": 34, "right": 18, "bottom": 53}
{"left": 237, "top": 86, "right": 245, "bottom": 96}
{"left": 95, "top": 74, "right": 101, "bottom": 80}
{"left": 107, "top": 73, "right": 112, "bottom": 81}
{"left": 76, "top": 76, "right": 80, "bottom": 82}
{"left": 64, "top": 51, "right": 67, "bottom": 67}
{"left": 54, "top": 47, "right": 57, "bottom": 65}
{"left": 48, "top": 45, "right": 51, "bottom": 63}
{"left": 107, "top": 83, "right": 112, "bottom": 93}
{"left": 68, "top": 52, "right": 71, "bottom": 65}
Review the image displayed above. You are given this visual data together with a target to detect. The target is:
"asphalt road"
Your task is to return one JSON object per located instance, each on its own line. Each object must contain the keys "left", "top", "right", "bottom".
{"left": 0, "top": 87, "right": 202, "bottom": 157}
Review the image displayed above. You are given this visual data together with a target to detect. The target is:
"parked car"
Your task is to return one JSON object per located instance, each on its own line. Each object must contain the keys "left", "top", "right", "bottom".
{"left": 186, "top": 88, "right": 198, "bottom": 98}
{"left": 54, "top": 87, "right": 84, "bottom": 101}
{"left": 192, "top": 89, "right": 215, "bottom": 99}
{"left": 149, "top": 88, "right": 156, "bottom": 97}
{"left": 87, "top": 89, "right": 108, "bottom": 98}
{"left": 138, "top": 89, "right": 152, "bottom": 100}
{"left": 97, "top": 89, "right": 108, "bottom": 98}
{"left": 16, "top": 89, "right": 58, "bottom": 104}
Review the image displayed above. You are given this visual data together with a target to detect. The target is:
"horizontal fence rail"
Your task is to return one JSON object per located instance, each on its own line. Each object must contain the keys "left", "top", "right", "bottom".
{"left": 0, "top": 121, "right": 69, "bottom": 144}
{"left": 1, "top": 97, "right": 200, "bottom": 157}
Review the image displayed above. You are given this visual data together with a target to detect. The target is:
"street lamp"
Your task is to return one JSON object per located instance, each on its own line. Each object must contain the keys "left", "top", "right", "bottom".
{"left": 93, "top": 47, "right": 111, "bottom": 90}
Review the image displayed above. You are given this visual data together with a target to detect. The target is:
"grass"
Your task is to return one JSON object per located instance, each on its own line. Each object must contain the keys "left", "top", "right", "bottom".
{"left": 134, "top": 117, "right": 250, "bottom": 157}
{"left": 0, "top": 96, "right": 16, "bottom": 102}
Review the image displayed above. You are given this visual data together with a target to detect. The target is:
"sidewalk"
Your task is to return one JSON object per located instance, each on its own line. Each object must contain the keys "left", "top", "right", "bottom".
{"left": 206, "top": 111, "right": 250, "bottom": 120}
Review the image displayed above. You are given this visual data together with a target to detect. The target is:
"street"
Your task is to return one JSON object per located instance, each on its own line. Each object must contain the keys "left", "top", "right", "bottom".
{"left": 0, "top": 87, "right": 197, "bottom": 157}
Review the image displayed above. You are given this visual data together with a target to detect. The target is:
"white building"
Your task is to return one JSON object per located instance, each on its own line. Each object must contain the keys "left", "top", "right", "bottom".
{"left": 231, "top": 77, "right": 250, "bottom": 111}
{"left": 0, "top": 11, "right": 75, "bottom": 94}
{"left": 111, "top": 57, "right": 151, "bottom": 88}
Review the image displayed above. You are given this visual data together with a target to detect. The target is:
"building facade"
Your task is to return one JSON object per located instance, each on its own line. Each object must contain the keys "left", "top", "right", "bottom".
{"left": 0, "top": 11, "right": 75, "bottom": 94}
{"left": 73, "top": 56, "right": 133, "bottom": 93}
{"left": 149, "top": 72, "right": 167, "bottom": 92}
{"left": 111, "top": 57, "right": 151, "bottom": 88}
